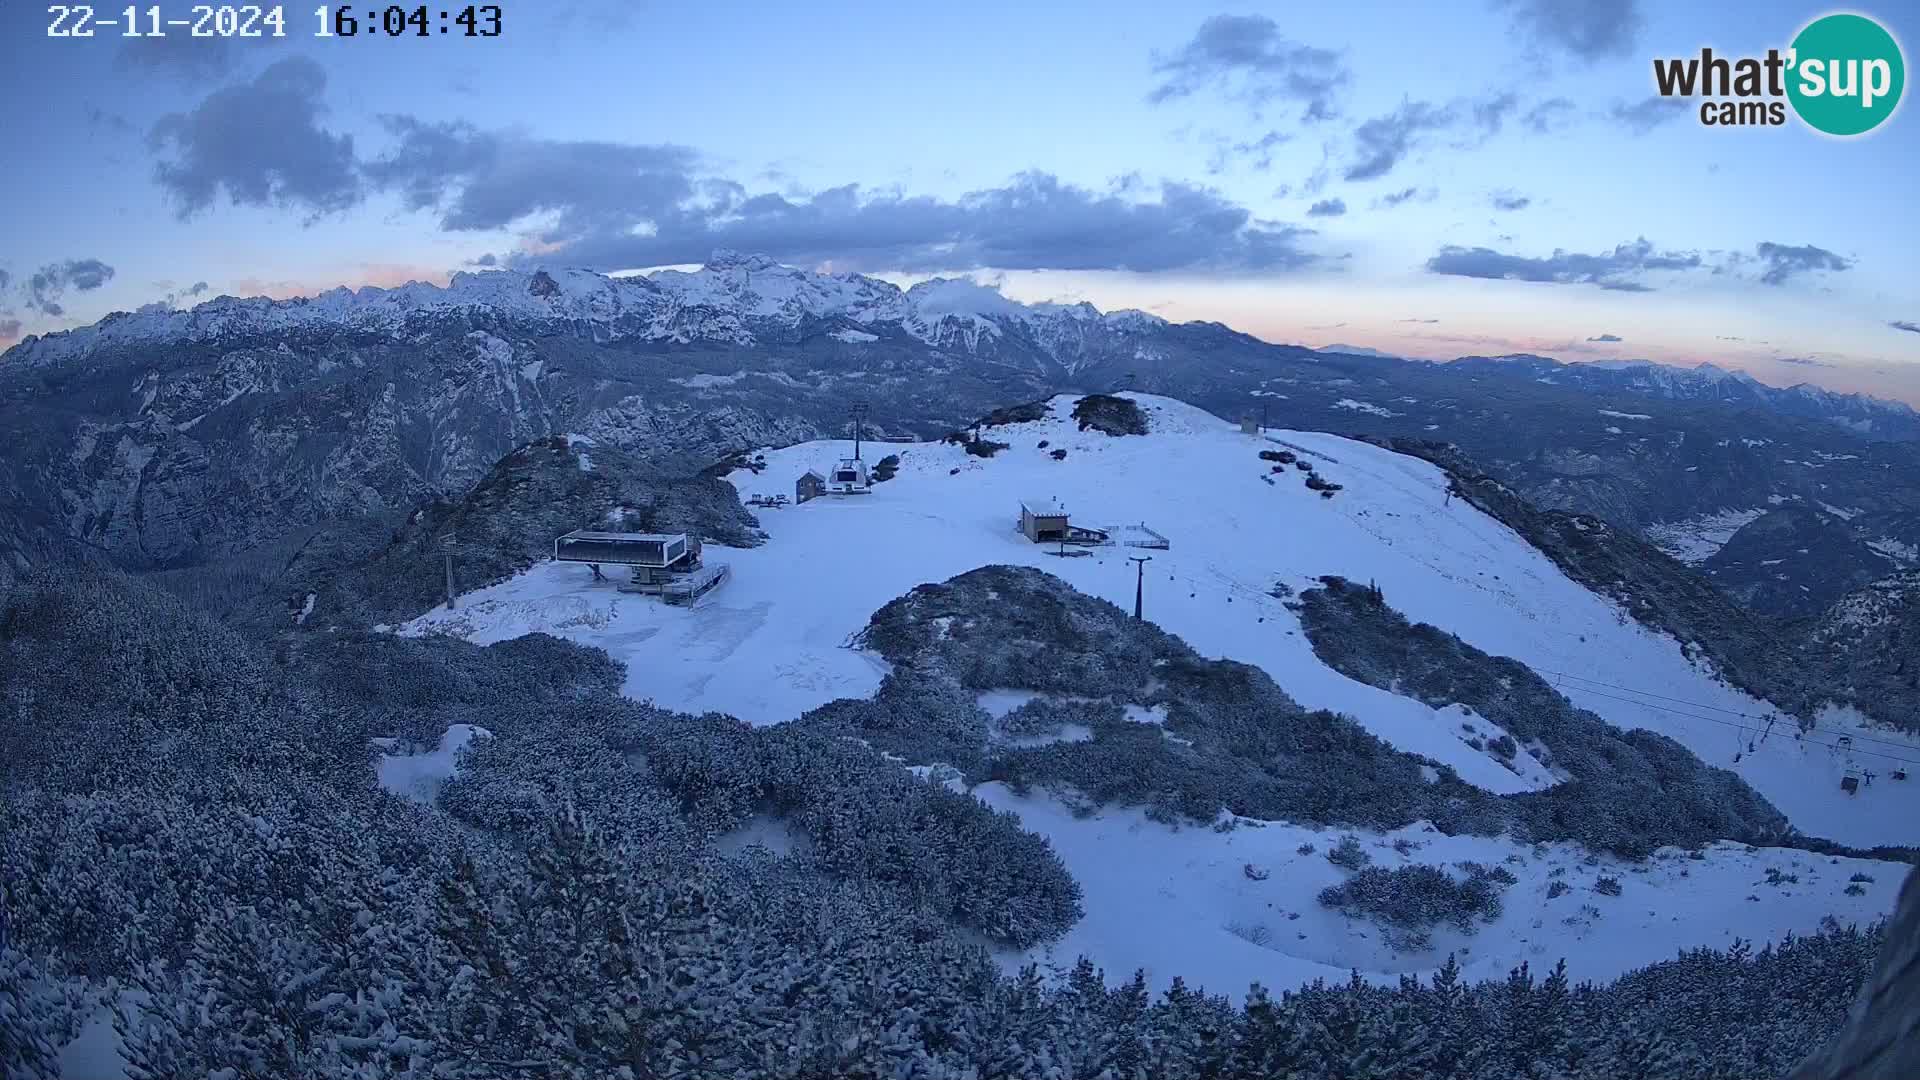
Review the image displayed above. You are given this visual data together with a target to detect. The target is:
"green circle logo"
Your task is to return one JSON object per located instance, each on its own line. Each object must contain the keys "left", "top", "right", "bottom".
{"left": 1787, "top": 13, "right": 1905, "bottom": 136}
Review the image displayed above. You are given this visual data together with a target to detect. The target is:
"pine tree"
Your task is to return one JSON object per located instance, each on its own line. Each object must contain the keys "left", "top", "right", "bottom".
{"left": 0, "top": 942, "right": 86, "bottom": 1080}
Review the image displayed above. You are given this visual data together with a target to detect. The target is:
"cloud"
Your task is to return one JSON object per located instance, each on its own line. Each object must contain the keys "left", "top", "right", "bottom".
{"left": 1610, "top": 95, "right": 1689, "bottom": 134}
{"left": 1399, "top": 317, "right": 1440, "bottom": 324}
{"left": 1212, "top": 130, "right": 1293, "bottom": 172}
{"left": 1753, "top": 242, "right": 1851, "bottom": 286}
{"left": 508, "top": 171, "right": 1330, "bottom": 274}
{"left": 84, "top": 106, "right": 135, "bottom": 135}
{"left": 1490, "top": 191, "right": 1531, "bottom": 211}
{"left": 1148, "top": 15, "right": 1350, "bottom": 118}
{"left": 1586, "top": 333, "right": 1623, "bottom": 342}
{"left": 1306, "top": 198, "right": 1347, "bottom": 217}
{"left": 116, "top": 34, "right": 235, "bottom": 83}
{"left": 1344, "top": 101, "right": 1457, "bottom": 181}
{"left": 1523, "top": 98, "right": 1578, "bottom": 133}
{"left": 187, "top": 281, "right": 209, "bottom": 296}
{"left": 472, "top": 253, "right": 499, "bottom": 267}
{"left": 365, "top": 117, "right": 698, "bottom": 235}
{"left": 150, "top": 57, "right": 360, "bottom": 219}
{"left": 1495, "top": 0, "right": 1644, "bottom": 61}
{"left": 1472, "top": 92, "right": 1522, "bottom": 135}
{"left": 0, "top": 270, "right": 10, "bottom": 292}
{"left": 1425, "top": 237, "right": 1701, "bottom": 291}
{"left": 1775, "top": 356, "right": 1832, "bottom": 367}
{"left": 1373, "top": 187, "right": 1432, "bottom": 208}
{"left": 1892, "top": 320, "right": 1920, "bottom": 334}
{"left": 24, "top": 259, "right": 117, "bottom": 316}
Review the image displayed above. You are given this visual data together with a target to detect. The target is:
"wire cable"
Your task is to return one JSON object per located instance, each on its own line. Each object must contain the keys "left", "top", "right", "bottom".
{"left": 1542, "top": 667, "right": 1920, "bottom": 755}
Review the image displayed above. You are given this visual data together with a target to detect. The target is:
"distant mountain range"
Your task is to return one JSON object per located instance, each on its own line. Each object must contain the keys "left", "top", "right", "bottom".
{"left": 5, "top": 252, "right": 1919, "bottom": 622}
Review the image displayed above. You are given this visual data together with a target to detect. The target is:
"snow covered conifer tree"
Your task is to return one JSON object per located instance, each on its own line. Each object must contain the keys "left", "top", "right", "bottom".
{"left": 0, "top": 939, "right": 85, "bottom": 1080}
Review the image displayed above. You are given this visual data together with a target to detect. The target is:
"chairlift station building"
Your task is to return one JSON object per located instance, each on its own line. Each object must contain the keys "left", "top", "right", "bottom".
{"left": 553, "top": 530, "right": 729, "bottom": 604}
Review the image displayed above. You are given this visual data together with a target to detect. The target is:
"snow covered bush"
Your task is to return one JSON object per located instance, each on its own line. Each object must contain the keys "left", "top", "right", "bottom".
{"left": 1071, "top": 393, "right": 1149, "bottom": 436}
{"left": 1317, "top": 864, "right": 1508, "bottom": 945}
{"left": 1327, "top": 835, "right": 1372, "bottom": 871}
{"left": 0, "top": 942, "right": 88, "bottom": 1080}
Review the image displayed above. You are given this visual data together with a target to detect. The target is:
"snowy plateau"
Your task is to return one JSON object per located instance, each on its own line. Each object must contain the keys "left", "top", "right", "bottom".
{"left": 402, "top": 394, "right": 1917, "bottom": 998}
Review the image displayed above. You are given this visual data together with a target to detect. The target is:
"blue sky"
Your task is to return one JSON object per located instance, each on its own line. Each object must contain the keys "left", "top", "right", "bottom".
{"left": 3, "top": 0, "right": 1917, "bottom": 398}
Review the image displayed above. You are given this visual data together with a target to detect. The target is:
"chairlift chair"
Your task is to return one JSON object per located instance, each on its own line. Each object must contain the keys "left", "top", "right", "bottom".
{"left": 1840, "top": 766, "right": 1861, "bottom": 795}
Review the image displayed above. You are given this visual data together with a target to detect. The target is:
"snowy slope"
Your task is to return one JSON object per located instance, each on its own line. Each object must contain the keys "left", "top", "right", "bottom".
{"left": 403, "top": 393, "right": 1918, "bottom": 994}
{"left": 407, "top": 393, "right": 1920, "bottom": 846}
{"left": 971, "top": 792, "right": 1902, "bottom": 997}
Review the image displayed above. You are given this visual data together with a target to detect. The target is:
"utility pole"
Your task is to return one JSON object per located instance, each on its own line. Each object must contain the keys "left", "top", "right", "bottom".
{"left": 851, "top": 400, "right": 869, "bottom": 461}
{"left": 1129, "top": 555, "right": 1152, "bottom": 620}
{"left": 1260, "top": 400, "right": 1268, "bottom": 432}
{"left": 443, "top": 537, "right": 458, "bottom": 610}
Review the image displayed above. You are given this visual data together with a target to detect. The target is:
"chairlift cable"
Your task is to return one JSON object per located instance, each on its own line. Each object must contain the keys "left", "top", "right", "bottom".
{"left": 1541, "top": 668, "right": 1920, "bottom": 755}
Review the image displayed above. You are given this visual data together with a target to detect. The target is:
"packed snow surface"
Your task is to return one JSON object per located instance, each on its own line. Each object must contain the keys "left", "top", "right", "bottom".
{"left": 405, "top": 393, "right": 1918, "bottom": 993}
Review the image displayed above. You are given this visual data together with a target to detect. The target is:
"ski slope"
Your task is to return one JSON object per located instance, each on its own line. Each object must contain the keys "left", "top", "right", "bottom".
{"left": 404, "top": 393, "right": 1919, "bottom": 994}
{"left": 408, "top": 393, "right": 1920, "bottom": 846}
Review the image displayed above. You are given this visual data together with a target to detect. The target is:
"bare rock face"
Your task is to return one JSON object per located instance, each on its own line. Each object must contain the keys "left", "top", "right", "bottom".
{"left": 1790, "top": 866, "right": 1920, "bottom": 1080}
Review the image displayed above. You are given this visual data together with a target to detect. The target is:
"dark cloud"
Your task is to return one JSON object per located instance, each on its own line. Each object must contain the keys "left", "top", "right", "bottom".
{"left": 1399, "top": 317, "right": 1440, "bottom": 324}
{"left": 365, "top": 117, "right": 698, "bottom": 235}
{"left": 187, "top": 281, "right": 209, "bottom": 296}
{"left": 116, "top": 34, "right": 235, "bottom": 83}
{"left": 516, "top": 171, "right": 1329, "bottom": 275}
{"left": 1495, "top": 0, "right": 1644, "bottom": 61}
{"left": 1425, "top": 237, "right": 1701, "bottom": 291}
{"left": 0, "top": 270, "right": 10, "bottom": 292}
{"left": 1775, "top": 356, "right": 1831, "bottom": 367}
{"left": 1892, "top": 320, "right": 1920, "bottom": 334}
{"left": 25, "top": 259, "right": 117, "bottom": 316}
{"left": 1523, "top": 98, "right": 1578, "bottom": 133}
{"left": 1587, "top": 333, "right": 1623, "bottom": 342}
{"left": 1472, "top": 92, "right": 1521, "bottom": 134}
{"left": 150, "top": 57, "right": 360, "bottom": 219}
{"left": 1344, "top": 101, "right": 1456, "bottom": 181}
{"left": 1374, "top": 187, "right": 1431, "bottom": 208}
{"left": 1610, "top": 95, "right": 1689, "bottom": 134}
{"left": 1490, "top": 191, "right": 1532, "bottom": 211}
{"left": 1148, "top": 15, "right": 1350, "bottom": 118}
{"left": 1306, "top": 198, "right": 1347, "bottom": 217}
{"left": 472, "top": 253, "right": 499, "bottom": 267}
{"left": 1753, "top": 242, "right": 1851, "bottom": 286}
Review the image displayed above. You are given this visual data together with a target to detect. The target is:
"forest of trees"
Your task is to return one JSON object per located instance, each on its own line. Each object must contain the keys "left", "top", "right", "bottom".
{"left": 0, "top": 564, "right": 1896, "bottom": 1078}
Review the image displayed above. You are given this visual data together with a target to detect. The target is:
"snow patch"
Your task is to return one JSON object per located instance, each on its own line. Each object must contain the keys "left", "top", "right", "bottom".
{"left": 1333, "top": 398, "right": 1398, "bottom": 417}
{"left": 375, "top": 724, "right": 491, "bottom": 805}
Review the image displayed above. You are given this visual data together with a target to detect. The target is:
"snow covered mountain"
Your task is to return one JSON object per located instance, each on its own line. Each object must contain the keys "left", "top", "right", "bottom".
{"left": 1450, "top": 355, "right": 1920, "bottom": 440}
{"left": 400, "top": 393, "right": 1918, "bottom": 997}
{"left": 7, "top": 252, "right": 1920, "bottom": 609}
